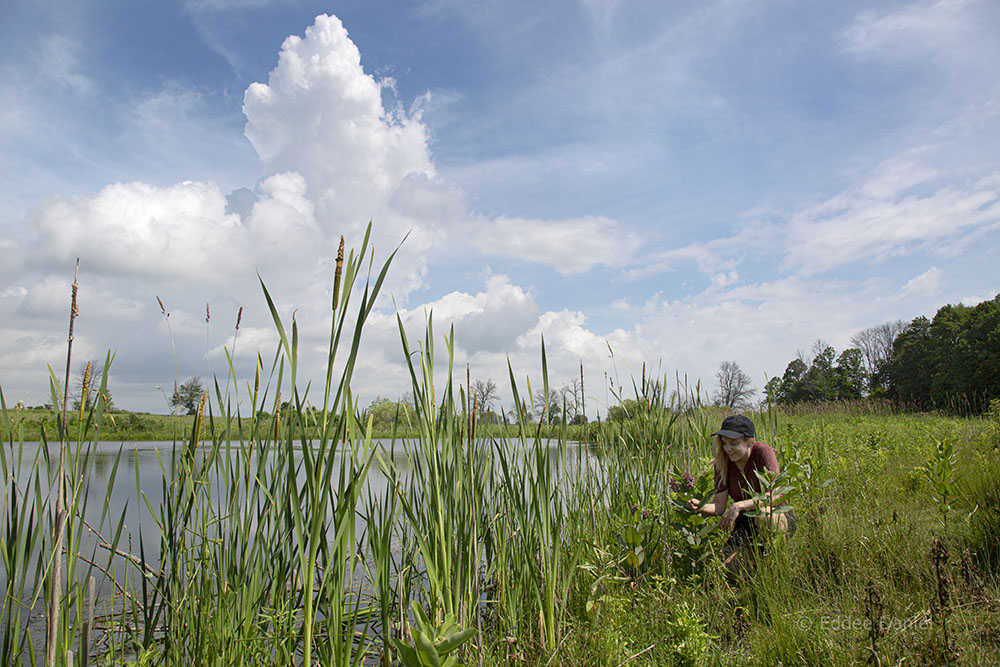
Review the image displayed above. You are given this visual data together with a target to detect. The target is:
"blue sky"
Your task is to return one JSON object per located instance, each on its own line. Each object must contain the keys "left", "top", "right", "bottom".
{"left": 2, "top": 0, "right": 998, "bottom": 414}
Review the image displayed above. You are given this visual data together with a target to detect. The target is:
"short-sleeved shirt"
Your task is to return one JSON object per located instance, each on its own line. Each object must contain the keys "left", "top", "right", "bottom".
{"left": 714, "top": 440, "right": 780, "bottom": 503}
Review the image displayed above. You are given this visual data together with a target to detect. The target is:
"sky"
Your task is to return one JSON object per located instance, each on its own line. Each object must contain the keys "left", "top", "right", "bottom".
{"left": 1, "top": 0, "right": 999, "bottom": 417}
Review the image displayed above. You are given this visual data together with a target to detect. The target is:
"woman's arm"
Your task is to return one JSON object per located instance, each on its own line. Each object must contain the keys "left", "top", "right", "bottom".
{"left": 687, "top": 490, "right": 730, "bottom": 517}
{"left": 719, "top": 498, "right": 756, "bottom": 530}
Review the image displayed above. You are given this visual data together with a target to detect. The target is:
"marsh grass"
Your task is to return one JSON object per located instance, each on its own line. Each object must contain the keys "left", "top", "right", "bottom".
{"left": 3, "top": 229, "right": 999, "bottom": 665}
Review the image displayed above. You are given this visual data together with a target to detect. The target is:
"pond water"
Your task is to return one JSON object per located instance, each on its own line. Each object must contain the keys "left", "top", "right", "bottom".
{"left": 3, "top": 437, "right": 598, "bottom": 661}
{"left": 2, "top": 437, "right": 595, "bottom": 597}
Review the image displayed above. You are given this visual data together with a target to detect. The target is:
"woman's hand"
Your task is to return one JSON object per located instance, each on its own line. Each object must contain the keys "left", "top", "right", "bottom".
{"left": 720, "top": 505, "right": 741, "bottom": 531}
{"left": 685, "top": 498, "right": 701, "bottom": 514}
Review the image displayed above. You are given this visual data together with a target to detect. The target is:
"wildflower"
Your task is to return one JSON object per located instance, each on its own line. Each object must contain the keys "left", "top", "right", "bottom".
{"left": 669, "top": 471, "right": 695, "bottom": 493}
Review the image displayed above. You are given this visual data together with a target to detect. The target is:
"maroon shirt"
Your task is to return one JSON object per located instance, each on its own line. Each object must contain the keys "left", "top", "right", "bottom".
{"left": 714, "top": 440, "right": 780, "bottom": 503}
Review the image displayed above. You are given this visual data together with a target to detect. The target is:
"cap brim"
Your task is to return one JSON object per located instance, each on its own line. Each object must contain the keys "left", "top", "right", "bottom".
{"left": 712, "top": 429, "right": 745, "bottom": 439}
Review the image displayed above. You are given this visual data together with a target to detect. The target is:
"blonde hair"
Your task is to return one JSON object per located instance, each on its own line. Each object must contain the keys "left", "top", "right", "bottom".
{"left": 711, "top": 435, "right": 728, "bottom": 489}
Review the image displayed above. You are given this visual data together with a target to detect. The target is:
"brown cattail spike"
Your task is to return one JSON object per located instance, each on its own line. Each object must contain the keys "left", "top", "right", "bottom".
{"left": 82, "top": 362, "right": 92, "bottom": 402}
{"left": 332, "top": 236, "right": 345, "bottom": 312}
{"left": 193, "top": 392, "right": 207, "bottom": 447}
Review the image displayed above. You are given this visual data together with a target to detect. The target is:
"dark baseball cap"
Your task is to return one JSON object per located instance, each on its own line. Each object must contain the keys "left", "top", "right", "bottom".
{"left": 712, "top": 415, "right": 755, "bottom": 439}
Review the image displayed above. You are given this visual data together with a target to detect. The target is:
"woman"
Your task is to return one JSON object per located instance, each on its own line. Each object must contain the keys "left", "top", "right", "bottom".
{"left": 686, "top": 415, "right": 794, "bottom": 568}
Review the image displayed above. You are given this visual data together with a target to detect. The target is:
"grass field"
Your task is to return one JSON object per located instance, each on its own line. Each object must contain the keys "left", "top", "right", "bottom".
{"left": 3, "top": 407, "right": 202, "bottom": 442}
{"left": 549, "top": 404, "right": 1000, "bottom": 666}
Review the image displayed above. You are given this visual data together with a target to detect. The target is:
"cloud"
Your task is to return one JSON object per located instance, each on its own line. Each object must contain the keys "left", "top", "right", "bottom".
{"left": 38, "top": 34, "right": 93, "bottom": 95}
{"left": 395, "top": 274, "right": 539, "bottom": 355}
{"left": 32, "top": 180, "right": 244, "bottom": 281}
{"left": 784, "top": 164, "right": 1000, "bottom": 276}
{"left": 13, "top": 277, "right": 143, "bottom": 322}
{"left": 901, "top": 266, "right": 943, "bottom": 298}
{"left": 7, "top": 7, "right": 997, "bottom": 417}
{"left": 471, "top": 216, "right": 639, "bottom": 274}
{"left": 242, "top": 15, "right": 441, "bottom": 248}
{"left": 7, "top": 11, "right": 663, "bottom": 414}
{"left": 841, "top": 0, "right": 980, "bottom": 61}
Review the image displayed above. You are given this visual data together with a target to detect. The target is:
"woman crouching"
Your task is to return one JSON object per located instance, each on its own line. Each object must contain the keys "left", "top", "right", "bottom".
{"left": 686, "top": 415, "right": 795, "bottom": 571}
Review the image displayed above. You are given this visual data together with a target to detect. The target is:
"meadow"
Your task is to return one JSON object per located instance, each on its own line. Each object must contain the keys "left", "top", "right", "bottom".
{"left": 3, "top": 230, "right": 998, "bottom": 666}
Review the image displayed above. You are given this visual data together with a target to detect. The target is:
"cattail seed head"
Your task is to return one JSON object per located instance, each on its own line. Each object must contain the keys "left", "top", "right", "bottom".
{"left": 205, "top": 303, "right": 210, "bottom": 324}
{"left": 332, "top": 235, "right": 345, "bottom": 312}
{"left": 254, "top": 353, "right": 261, "bottom": 395}
{"left": 71, "top": 280, "right": 79, "bottom": 318}
{"left": 193, "top": 392, "right": 207, "bottom": 446}
{"left": 82, "top": 362, "right": 92, "bottom": 400}
{"left": 236, "top": 306, "right": 243, "bottom": 332}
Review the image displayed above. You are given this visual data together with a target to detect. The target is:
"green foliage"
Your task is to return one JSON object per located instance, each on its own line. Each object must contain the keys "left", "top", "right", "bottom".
{"left": 772, "top": 294, "right": 1000, "bottom": 412}
{"left": 663, "top": 601, "right": 712, "bottom": 667}
{"left": 393, "top": 601, "right": 476, "bottom": 667}
{"left": 170, "top": 376, "right": 203, "bottom": 415}
{"left": 890, "top": 296, "right": 1000, "bottom": 412}
{"left": 919, "top": 438, "right": 959, "bottom": 529}
{"left": 666, "top": 467, "right": 718, "bottom": 578}
{"left": 364, "top": 395, "right": 416, "bottom": 431}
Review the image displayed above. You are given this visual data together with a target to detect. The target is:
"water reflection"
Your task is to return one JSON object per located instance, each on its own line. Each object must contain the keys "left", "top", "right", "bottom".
{"left": 4, "top": 438, "right": 594, "bottom": 589}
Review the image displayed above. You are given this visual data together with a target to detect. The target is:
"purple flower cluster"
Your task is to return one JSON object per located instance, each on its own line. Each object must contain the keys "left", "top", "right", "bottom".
{"left": 630, "top": 504, "right": 651, "bottom": 520}
{"left": 669, "top": 471, "right": 695, "bottom": 493}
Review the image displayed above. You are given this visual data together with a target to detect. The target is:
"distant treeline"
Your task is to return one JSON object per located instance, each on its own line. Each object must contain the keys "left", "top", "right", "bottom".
{"left": 767, "top": 294, "right": 1000, "bottom": 414}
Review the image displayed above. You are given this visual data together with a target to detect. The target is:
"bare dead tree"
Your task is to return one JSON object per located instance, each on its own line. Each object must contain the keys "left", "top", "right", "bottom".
{"left": 851, "top": 320, "right": 906, "bottom": 392}
{"left": 714, "top": 360, "right": 755, "bottom": 409}
{"left": 472, "top": 379, "right": 499, "bottom": 415}
{"left": 561, "top": 378, "right": 583, "bottom": 421}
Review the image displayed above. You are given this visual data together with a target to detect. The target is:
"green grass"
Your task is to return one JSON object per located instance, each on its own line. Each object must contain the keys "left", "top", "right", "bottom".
{"left": 4, "top": 408, "right": 213, "bottom": 442}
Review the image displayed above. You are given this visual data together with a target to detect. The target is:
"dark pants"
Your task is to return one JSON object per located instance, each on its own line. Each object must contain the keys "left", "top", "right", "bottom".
{"left": 726, "top": 510, "right": 797, "bottom": 550}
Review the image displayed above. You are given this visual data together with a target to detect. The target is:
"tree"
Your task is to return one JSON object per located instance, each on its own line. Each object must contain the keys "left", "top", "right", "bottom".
{"left": 472, "top": 379, "right": 499, "bottom": 415}
{"left": 927, "top": 303, "right": 973, "bottom": 406}
{"left": 763, "top": 376, "right": 783, "bottom": 404}
{"left": 851, "top": 320, "right": 906, "bottom": 394}
{"left": 607, "top": 398, "right": 642, "bottom": 422}
{"left": 560, "top": 379, "right": 584, "bottom": 422}
{"left": 964, "top": 295, "right": 1000, "bottom": 410}
{"left": 779, "top": 358, "right": 809, "bottom": 403}
{"left": 534, "top": 388, "right": 562, "bottom": 423}
{"left": 713, "top": 361, "right": 755, "bottom": 409}
{"left": 886, "top": 297, "right": 1000, "bottom": 412}
{"left": 805, "top": 341, "right": 837, "bottom": 401}
{"left": 834, "top": 348, "right": 867, "bottom": 399}
{"left": 171, "top": 377, "right": 204, "bottom": 415}
{"left": 888, "top": 317, "right": 932, "bottom": 407}
{"left": 365, "top": 396, "right": 416, "bottom": 430}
